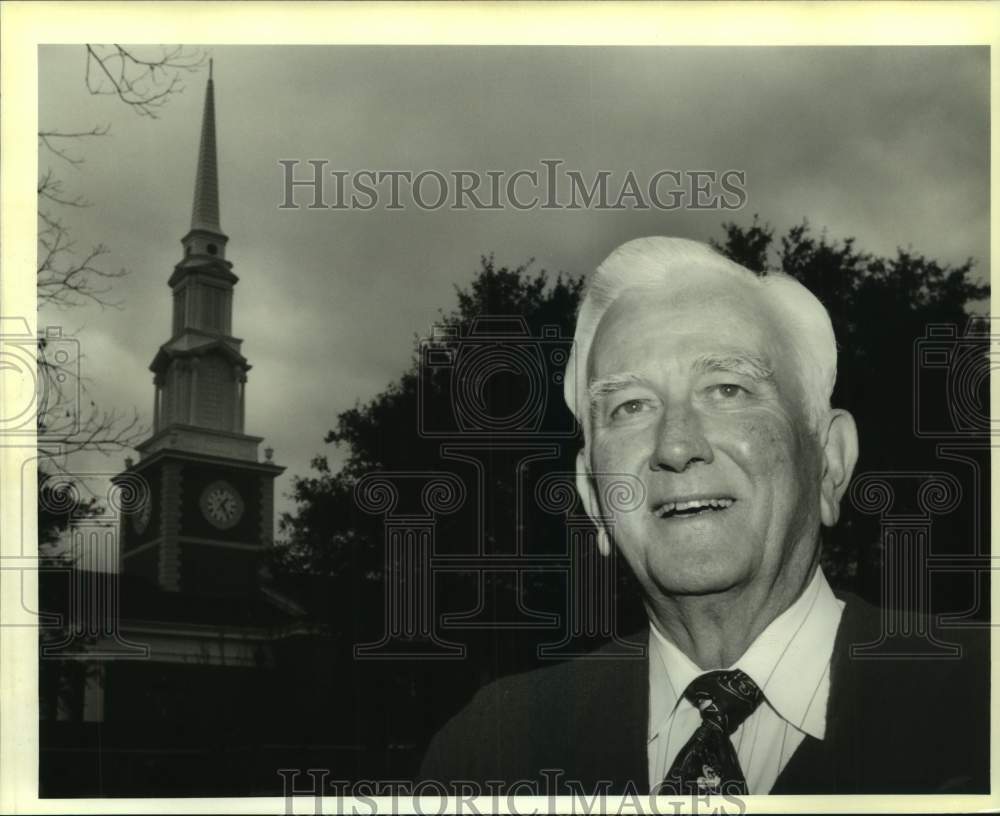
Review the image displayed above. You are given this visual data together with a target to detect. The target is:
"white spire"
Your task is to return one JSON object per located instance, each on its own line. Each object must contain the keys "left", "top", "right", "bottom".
{"left": 190, "top": 60, "right": 221, "bottom": 233}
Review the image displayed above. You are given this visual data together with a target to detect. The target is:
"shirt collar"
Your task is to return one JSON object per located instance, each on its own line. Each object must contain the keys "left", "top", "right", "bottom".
{"left": 647, "top": 568, "right": 844, "bottom": 742}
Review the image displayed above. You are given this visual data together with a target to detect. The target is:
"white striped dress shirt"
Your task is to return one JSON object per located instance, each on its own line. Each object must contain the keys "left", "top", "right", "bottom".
{"left": 647, "top": 568, "right": 845, "bottom": 793}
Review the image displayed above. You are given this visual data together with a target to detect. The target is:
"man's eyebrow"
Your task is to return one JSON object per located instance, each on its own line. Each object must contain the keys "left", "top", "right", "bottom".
{"left": 586, "top": 355, "right": 774, "bottom": 408}
{"left": 692, "top": 352, "right": 775, "bottom": 381}
{"left": 587, "top": 371, "right": 647, "bottom": 405}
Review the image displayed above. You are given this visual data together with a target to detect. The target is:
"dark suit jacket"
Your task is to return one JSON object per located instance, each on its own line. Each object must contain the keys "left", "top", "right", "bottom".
{"left": 420, "top": 594, "right": 989, "bottom": 794}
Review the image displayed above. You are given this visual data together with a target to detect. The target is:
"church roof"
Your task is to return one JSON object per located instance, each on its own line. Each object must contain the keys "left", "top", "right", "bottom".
{"left": 190, "top": 59, "right": 223, "bottom": 235}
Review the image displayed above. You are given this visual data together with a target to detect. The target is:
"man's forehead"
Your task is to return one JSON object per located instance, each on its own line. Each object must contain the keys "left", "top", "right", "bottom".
{"left": 588, "top": 283, "right": 782, "bottom": 376}
{"left": 588, "top": 349, "right": 776, "bottom": 390}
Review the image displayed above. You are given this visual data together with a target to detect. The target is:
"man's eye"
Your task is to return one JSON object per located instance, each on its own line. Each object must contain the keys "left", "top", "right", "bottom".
{"left": 610, "top": 399, "right": 651, "bottom": 419}
{"left": 710, "top": 383, "right": 747, "bottom": 399}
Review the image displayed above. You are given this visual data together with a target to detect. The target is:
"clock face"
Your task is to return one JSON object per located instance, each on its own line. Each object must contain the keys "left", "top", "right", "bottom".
{"left": 132, "top": 496, "right": 152, "bottom": 534}
{"left": 200, "top": 480, "right": 245, "bottom": 530}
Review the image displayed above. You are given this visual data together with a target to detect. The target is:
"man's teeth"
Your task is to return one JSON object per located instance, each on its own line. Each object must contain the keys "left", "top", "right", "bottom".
{"left": 655, "top": 498, "right": 734, "bottom": 517}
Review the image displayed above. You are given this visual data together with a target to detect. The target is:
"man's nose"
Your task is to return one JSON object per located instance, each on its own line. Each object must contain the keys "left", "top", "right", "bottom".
{"left": 649, "top": 402, "right": 714, "bottom": 472}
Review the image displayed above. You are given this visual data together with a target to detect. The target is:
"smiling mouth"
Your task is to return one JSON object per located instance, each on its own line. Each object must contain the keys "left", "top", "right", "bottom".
{"left": 652, "top": 498, "right": 736, "bottom": 519}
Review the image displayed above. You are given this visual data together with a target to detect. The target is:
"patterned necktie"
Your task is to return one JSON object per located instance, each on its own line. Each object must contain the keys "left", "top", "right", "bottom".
{"left": 659, "top": 669, "right": 764, "bottom": 796}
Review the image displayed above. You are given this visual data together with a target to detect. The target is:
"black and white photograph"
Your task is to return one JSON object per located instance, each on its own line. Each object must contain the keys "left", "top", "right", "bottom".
{"left": 1, "top": 3, "right": 995, "bottom": 813}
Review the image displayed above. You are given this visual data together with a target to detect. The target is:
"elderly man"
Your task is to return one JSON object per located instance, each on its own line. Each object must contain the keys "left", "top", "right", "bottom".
{"left": 420, "top": 237, "right": 988, "bottom": 796}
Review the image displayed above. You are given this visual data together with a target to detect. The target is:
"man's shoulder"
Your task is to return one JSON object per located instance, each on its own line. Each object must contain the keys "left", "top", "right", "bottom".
{"left": 831, "top": 590, "right": 988, "bottom": 703}
{"left": 438, "top": 631, "right": 648, "bottom": 733}
{"left": 419, "top": 632, "right": 648, "bottom": 785}
{"left": 834, "top": 590, "right": 988, "bottom": 663}
{"left": 818, "top": 590, "right": 990, "bottom": 793}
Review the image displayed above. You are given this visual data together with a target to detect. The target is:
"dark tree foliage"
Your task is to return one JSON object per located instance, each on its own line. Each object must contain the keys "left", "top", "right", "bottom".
{"left": 38, "top": 468, "right": 102, "bottom": 559}
{"left": 269, "top": 258, "right": 595, "bottom": 765}
{"left": 274, "top": 256, "right": 586, "bottom": 580}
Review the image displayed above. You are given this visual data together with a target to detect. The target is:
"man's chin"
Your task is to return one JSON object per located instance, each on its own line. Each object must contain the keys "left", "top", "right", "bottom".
{"left": 649, "top": 572, "right": 745, "bottom": 598}
{"left": 644, "top": 550, "right": 748, "bottom": 598}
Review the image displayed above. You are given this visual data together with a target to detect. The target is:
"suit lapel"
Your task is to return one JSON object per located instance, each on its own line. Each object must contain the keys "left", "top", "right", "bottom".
{"left": 769, "top": 735, "right": 838, "bottom": 793}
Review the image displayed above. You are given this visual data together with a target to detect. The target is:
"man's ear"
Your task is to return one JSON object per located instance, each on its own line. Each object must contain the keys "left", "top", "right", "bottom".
{"left": 819, "top": 409, "right": 859, "bottom": 528}
{"left": 575, "top": 449, "right": 611, "bottom": 556}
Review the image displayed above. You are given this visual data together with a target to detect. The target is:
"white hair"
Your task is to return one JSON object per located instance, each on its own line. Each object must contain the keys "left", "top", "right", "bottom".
{"left": 563, "top": 236, "right": 838, "bottom": 441}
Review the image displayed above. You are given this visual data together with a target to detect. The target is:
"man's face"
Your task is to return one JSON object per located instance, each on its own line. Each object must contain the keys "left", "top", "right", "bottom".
{"left": 584, "top": 282, "right": 823, "bottom": 602}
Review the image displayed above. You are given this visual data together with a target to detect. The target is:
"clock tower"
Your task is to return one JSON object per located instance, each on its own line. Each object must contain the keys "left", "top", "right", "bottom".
{"left": 114, "top": 62, "right": 284, "bottom": 596}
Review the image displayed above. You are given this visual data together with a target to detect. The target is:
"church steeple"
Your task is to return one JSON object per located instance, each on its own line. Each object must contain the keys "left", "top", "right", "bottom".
{"left": 145, "top": 63, "right": 254, "bottom": 458}
{"left": 116, "top": 60, "right": 284, "bottom": 598}
{"left": 190, "top": 58, "right": 222, "bottom": 235}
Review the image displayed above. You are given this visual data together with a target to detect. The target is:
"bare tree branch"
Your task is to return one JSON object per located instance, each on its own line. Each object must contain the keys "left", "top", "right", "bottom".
{"left": 37, "top": 45, "right": 207, "bottom": 311}
{"left": 37, "top": 338, "right": 150, "bottom": 457}
{"left": 84, "top": 44, "right": 206, "bottom": 119}
{"left": 37, "top": 210, "right": 126, "bottom": 310}
{"left": 38, "top": 125, "right": 110, "bottom": 166}
{"left": 38, "top": 171, "right": 89, "bottom": 208}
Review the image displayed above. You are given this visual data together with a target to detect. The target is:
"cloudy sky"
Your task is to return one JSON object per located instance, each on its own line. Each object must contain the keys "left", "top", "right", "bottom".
{"left": 37, "top": 44, "right": 989, "bottom": 533}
